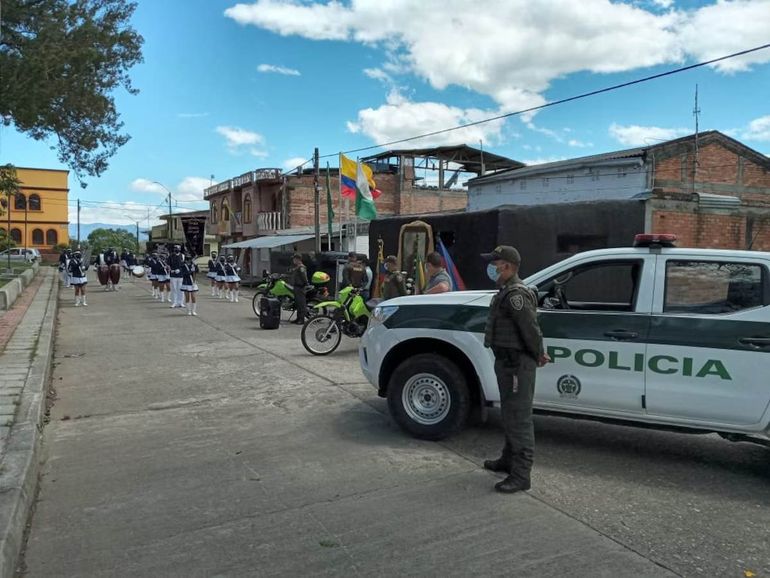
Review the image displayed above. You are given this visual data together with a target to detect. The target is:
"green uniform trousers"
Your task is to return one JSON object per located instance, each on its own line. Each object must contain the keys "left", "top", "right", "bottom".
{"left": 493, "top": 348, "right": 536, "bottom": 484}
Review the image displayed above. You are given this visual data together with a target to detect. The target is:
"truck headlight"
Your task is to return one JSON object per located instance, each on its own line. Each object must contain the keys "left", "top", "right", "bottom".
{"left": 371, "top": 305, "right": 399, "bottom": 326}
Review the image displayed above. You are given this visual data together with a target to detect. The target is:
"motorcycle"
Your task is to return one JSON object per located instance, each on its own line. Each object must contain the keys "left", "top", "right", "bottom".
{"left": 251, "top": 271, "right": 330, "bottom": 320}
{"left": 300, "top": 286, "right": 378, "bottom": 356}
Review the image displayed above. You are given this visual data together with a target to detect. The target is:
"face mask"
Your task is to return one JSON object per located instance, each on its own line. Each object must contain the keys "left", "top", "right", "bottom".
{"left": 487, "top": 263, "right": 501, "bottom": 283}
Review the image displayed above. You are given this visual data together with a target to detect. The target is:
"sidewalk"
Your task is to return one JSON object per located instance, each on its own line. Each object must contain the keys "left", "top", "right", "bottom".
{"left": 0, "top": 268, "right": 57, "bottom": 577}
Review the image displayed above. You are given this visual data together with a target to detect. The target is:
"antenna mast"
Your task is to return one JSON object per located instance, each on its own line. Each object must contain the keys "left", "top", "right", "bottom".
{"left": 692, "top": 84, "right": 701, "bottom": 192}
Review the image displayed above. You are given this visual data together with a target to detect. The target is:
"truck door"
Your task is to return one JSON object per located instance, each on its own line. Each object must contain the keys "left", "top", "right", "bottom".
{"left": 535, "top": 256, "right": 654, "bottom": 414}
{"left": 646, "top": 256, "right": 770, "bottom": 427}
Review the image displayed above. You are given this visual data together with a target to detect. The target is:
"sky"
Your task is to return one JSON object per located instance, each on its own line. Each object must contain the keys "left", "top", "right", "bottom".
{"left": 2, "top": 0, "right": 770, "bottom": 227}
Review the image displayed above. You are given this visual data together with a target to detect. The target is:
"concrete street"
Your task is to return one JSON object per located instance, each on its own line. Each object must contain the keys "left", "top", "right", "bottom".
{"left": 21, "top": 275, "right": 770, "bottom": 576}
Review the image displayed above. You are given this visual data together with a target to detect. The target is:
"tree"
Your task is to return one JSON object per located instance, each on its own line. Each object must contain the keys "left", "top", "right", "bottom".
{"left": 0, "top": 0, "right": 144, "bottom": 183}
{"left": 0, "top": 165, "right": 21, "bottom": 252}
{"left": 87, "top": 228, "right": 136, "bottom": 255}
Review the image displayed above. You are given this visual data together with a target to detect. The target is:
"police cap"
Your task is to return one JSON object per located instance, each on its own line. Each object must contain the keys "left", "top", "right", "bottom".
{"left": 481, "top": 245, "right": 521, "bottom": 265}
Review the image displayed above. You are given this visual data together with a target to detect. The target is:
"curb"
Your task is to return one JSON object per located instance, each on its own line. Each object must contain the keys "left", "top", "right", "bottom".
{"left": 0, "top": 271, "right": 58, "bottom": 577}
{"left": 0, "top": 264, "right": 41, "bottom": 311}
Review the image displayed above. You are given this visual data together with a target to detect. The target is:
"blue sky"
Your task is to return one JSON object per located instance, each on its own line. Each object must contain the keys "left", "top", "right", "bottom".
{"left": 2, "top": 0, "right": 769, "bottom": 226}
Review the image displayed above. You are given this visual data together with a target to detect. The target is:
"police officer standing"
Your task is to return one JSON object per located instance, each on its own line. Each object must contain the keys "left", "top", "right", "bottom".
{"left": 287, "top": 253, "right": 308, "bottom": 324}
{"left": 381, "top": 255, "right": 407, "bottom": 300}
{"left": 481, "top": 245, "right": 550, "bottom": 494}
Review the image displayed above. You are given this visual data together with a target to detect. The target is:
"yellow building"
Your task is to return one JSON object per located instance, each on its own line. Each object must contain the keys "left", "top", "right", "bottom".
{"left": 1, "top": 167, "right": 69, "bottom": 250}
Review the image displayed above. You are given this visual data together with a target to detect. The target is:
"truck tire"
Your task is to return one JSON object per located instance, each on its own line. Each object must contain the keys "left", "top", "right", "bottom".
{"left": 387, "top": 353, "right": 470, "bottom": 441}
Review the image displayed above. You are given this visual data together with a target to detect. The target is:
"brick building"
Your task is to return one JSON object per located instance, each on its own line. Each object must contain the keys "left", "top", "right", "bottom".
{"left": 468, "top": 131, "right": 770, "bottom": 251}
{"left": 205, "top": 145, "right": 522, "bottom": 251}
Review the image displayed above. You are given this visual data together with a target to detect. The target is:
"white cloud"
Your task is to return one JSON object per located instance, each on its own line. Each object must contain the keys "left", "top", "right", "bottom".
{"left": 130, "top": 176, "right": 213, "bottom": 202}
{"left": 650, "top": 0, "right": 674, "bottom": 8}
{"left": 363, "top": 67, "right": 393, "bottom": 84}
{"left": 257, "top": 63, "right": 301, "bottom": 76}
{"left": 677, "top": 0, "right": 770, "bottom": 73}
{"left": 130, "top": 178, "right": 167, "bottom": 195}
{"left": 346, "top": 89, "right": 506, "bottom": 147}
{"left": 225, "top": 0, "right": 770, "bottom": 114}
{"left": 608, "top": 123, "right": 690, "bottom": 146}
{"left": 215, "top": 125, "right": 267, "bottom": 156}
{"left": 568, "top": 139, "right": 593, "bottom": 148}
{"left": 740, "top": 115, "right": 770, "bottom": 142}
{"left": 177, "top": 112, "right": 209, "bottom": 118}
{"left": 282, "top": 156, "right": 309, "bottom": 171}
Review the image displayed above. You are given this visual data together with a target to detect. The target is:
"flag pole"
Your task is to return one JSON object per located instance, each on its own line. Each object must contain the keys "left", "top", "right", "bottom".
{"left": 338, "top": 153, "right": 343, "bottom": 250}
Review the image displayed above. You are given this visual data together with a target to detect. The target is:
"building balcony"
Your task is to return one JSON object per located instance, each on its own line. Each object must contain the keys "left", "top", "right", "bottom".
{"left": 254, "top": 169, "right": 282, "bottom": 182}
{"left": 203, "top": 179, "right": 232, "bottom": 200}
{"left": 256, "top": 211, "right": 282, "bottom": 231}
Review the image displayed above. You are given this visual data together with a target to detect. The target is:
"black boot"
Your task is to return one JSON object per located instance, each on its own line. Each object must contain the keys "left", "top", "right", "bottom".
{"left": 483, "top": 458, "right": 511, "bottom": 473}
{"left": 494, "top": 475, "right": 531, "bottom": 494}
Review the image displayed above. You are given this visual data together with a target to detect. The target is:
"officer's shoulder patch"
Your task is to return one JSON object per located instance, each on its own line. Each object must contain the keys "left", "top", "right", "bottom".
{"left": 509, "top": 293, "right": 524, "bottom": 311}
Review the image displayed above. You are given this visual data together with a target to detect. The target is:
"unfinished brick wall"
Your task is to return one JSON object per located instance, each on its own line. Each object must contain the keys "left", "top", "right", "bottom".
{"left": 651, "top": 209, "right": 745, "bottom": 250}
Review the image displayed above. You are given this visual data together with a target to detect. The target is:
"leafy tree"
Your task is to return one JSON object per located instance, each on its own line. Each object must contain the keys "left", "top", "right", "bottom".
{"left": 0, "top": 165, "right": 21, "bottom": 253}
{"left": 0, "top": 0, "right": 144, "bottom": 183}
{"left": 87, "top": 228, "right": 136, "bottom": 255}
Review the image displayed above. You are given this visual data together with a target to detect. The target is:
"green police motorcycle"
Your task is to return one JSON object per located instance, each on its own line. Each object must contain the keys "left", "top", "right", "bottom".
{"left": 300, "top": 286, "right": 376, "bottom": 355}
{"left": 251, "top": 270, "right": 330, "bottom": 320}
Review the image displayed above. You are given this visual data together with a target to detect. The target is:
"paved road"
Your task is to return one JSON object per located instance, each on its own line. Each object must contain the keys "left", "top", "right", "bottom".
{"left": 21, "top": 276, "right": 770, "bottom": 576}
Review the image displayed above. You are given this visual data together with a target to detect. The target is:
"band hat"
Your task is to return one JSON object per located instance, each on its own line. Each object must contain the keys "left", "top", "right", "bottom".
{"left": 481, "top": 245, "right": 521, "bottom": 265}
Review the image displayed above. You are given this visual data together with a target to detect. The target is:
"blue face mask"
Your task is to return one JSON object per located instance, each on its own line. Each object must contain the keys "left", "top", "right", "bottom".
{"left": 486, "top": 263, "right": 500, "bottom": 283}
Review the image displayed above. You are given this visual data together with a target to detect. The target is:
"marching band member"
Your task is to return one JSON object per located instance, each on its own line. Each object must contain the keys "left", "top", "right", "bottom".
{"left": 215, "top": 255, "right": 227, "bottom": 299}
{"left": 68, "top": 250, "right": 89, "bottom": 307}
{"left": 181, "top": 254, "right": 199, "bottom": 316}
{"left": 152, "top": 253, "right": 171, "bottom": 302}
{"left": 224, "top": 255, "right": 241, "bottom": 303}
{"left": 147, "top": 252, "right": 159, "bottom": 299}
{"left": 58, "top": 248, "right": 71, "bottom": 288}
{"left": 168, "top": 244, "right": 185, "bottom": 308}
{"left": 207, "top": 251, "right": 219, "bottom": 296}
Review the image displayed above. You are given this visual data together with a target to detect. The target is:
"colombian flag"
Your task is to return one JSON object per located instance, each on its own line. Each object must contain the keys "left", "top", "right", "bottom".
{"left": 437, "top": 237, "right": 466, "bottom": 291}
{"left": 339, "top": 153, "right": 381, "bottom": 199}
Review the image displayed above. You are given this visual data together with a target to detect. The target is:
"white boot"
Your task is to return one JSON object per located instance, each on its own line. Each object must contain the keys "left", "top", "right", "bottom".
{"left": 75, "top": 296, "right": 81, "bottom": 307}
{"left": 187, "top": 303, "right": 192, "bottom": 315}
{"left": 82, "top": 297, "right": 88, "bottom": 307}
{"left": 192, "top": 302, "right": 198, "bottom": 316}
{"left": 234, "top": 290, "right": 239, "bottom": 303}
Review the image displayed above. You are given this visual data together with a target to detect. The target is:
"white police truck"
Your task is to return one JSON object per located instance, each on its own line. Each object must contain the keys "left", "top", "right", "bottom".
{"left": 360, "top": 235, "right": 770, "bottom": 447}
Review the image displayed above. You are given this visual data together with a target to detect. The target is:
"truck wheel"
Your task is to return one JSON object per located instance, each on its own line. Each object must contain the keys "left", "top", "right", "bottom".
{"left": 387, "top": 354, "right": 470, "bottom": 441}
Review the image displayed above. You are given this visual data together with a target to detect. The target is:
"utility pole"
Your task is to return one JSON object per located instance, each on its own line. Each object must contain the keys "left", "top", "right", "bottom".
{"left": 135, "top": 221, "right": 140, "bottom": 254}
{"left": 313, "top": 147, "right": 321, "bottom": 253}
{"left": 167, "top": 192, "right": 172, "bottom": 242}
{"left": 77, "top": 198, "right": 81, "bottom": 248}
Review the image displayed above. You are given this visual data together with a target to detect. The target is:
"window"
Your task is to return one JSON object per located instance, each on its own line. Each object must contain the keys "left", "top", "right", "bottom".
{"left": 244, "top": 195, "right": 252, "bottom": 223}
{"left": 664, "top": 261, "right": 765, "bottom": 314}
{"left": 10, "top": 229, "right": 21, "bottom": 243}
{"left": 590, "top": 169, "right": 600, "bottom": 182}
{"left": 211, "top": 205, "right": 218, "bottom": 224}
{"left": 46, "top": 229, "right": 58, "bottom": 245}
{"left": 32, "top": 229, "right": 44, "bottom": 245}
{"left": 617, "top": 167, "right": 626, "bottom": 178}
{"left": 222, "top": 201, "right": 230, "bottom": 221}
{"left": 0, "top": 198, "right": 6, "bottom": 209}
{"left": 519, "top": 180, "right": 527, "bottom": 190}
{"left": 542, "top": 178, "right": 550, "bottom": 187}
{"left": 29, "top": 194, "right": 41, "bottom": 210}
{"left": 14, "top": 194, "right": 26, "bottom": 210}
{"left": 566, "top": 174, "right": 575, "bottom": 184}
{"left": 539, "top": 260, "right": 643, "bottom": 312}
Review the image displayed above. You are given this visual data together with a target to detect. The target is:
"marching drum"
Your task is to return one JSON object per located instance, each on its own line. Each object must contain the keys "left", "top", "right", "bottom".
{"left": 109, "top": 264, "right": 121, "bottom": 285}
{"left": 97, "top": 265, "right": 110, "bottom": 286}
{"left": 131, "top": 265, "right": 146, "bottom": 278}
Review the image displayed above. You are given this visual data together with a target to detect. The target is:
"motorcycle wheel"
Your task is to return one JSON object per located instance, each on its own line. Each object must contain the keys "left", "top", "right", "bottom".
{"left": 301, "top": 315, "right": 342, "bottom": 356}
{"left": 251, "top": 290, "right": 266, "bottom": 317}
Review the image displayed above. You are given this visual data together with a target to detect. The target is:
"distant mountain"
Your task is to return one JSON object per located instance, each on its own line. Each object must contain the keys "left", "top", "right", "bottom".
{"left": 68, "top": 223, "right": 150, "bottom": 241}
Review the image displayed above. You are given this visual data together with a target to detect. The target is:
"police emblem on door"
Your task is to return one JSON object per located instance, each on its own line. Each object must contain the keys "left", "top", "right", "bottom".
{"left": 557, "top": 375, "right": 581, "bottom": 399}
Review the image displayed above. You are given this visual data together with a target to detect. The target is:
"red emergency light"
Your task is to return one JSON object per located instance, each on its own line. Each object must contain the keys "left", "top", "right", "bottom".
{"left": 634, "top": 233, "right": 677, "bottom": 248}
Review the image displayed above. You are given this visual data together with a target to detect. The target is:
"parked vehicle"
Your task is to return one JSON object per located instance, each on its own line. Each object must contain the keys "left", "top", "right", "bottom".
{"left": 361, "top": 234, "right": 770, "bottom": 445}
{"left": 251, "top": 271, "right": 330, "bottom": 320}
{"left": 301, "top": 286, "right": 375, "bottom": 355}
{"left": 0, "top": 248, "right": 40, "bottom": 263}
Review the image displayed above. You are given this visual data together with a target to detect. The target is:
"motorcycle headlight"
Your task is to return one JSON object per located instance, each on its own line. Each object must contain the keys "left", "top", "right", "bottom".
{"left": 371, "top": 305, "right": 399, "bottom": 325}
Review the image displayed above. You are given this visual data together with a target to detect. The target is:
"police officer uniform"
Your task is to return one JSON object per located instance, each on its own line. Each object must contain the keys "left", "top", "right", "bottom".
{"left": 287, "top": 254, "right": 308, "bottom": 324}
{"left": 481, "top": 245, "right": 545, "bottom": 494}
{"left": 381, "top": 256, "right": 407, "bottom": 300}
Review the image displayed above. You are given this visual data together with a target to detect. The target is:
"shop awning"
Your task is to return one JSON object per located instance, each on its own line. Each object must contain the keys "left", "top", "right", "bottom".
{"left": 222, "top": 234, "right": 314, "bottom": 250}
